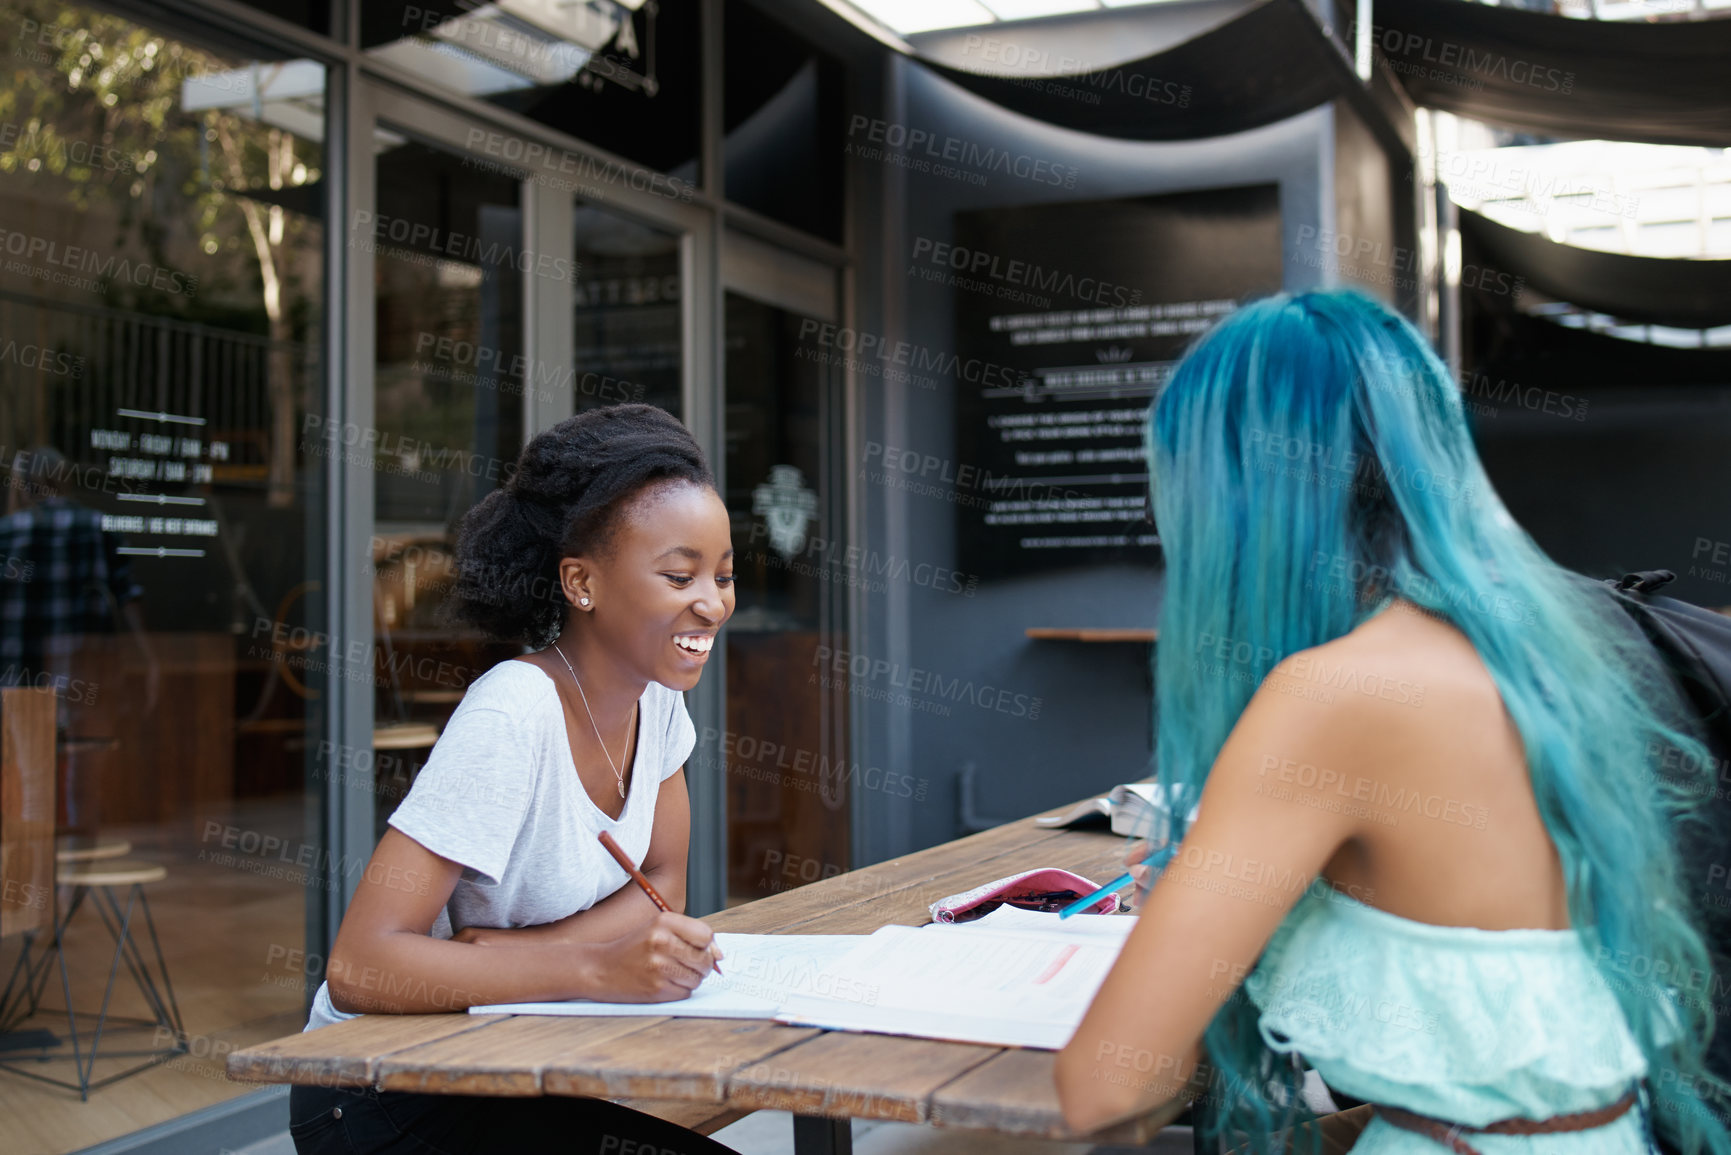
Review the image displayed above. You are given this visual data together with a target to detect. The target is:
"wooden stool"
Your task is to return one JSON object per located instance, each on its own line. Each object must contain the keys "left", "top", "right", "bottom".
{"left": 54, "top": 836, "right": 132, "bottom": 864}
{"left": 373, "top": 722, "right": 440, "bottom": 751}
{"left": 370, "top": 724, "right": 441, "bottom": 839}
{"left": 1, "top": 859, "right": 187, "bottom": 1099}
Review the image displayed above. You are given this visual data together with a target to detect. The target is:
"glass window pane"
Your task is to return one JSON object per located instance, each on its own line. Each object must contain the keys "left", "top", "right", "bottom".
{"left": 369, "top": 137, "right": 527, "bottom": 836}
{"left": 723, "top": 0, "right": 846, "bottom": 243}
{"left": 362, "top": 0, "right": 701, "bottom": 190}
{"left": 572, "top": 202, "right": 682, "bottom": 418}
{"left": 0, "top": 4, "right": 324, "bottom": 1148}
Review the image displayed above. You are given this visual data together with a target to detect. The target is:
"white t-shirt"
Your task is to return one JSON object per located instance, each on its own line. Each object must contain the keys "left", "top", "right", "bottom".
{"left": 304, "top": 660, "right": 696, "bottom": 1031}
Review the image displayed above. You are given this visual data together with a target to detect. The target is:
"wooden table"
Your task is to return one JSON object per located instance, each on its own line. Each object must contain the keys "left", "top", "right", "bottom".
{"left": 227, "top": 801, "right": 1184, "bottom": 1153}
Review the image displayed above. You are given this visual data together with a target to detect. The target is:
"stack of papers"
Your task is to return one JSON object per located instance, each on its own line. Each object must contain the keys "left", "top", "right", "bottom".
{"left": 1035, "top": 781, "right": 1197, "bottom": 839}
{"left": 775, "top": 907, "right": 1135, "bottom": 1049}
{"left": 471, "top": 906, "right": 1139, "bottom": 1051}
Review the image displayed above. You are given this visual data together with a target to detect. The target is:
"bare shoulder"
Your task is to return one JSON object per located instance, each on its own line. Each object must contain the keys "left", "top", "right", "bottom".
{"left": 1269, "top": 601, "right": 1501, "bottom": 719}
{"left": 1255, "top": 605, "right": 1559, "bottom": 925}
{"left": 1216, "top": 601, "right": 1513, "bottom": 804}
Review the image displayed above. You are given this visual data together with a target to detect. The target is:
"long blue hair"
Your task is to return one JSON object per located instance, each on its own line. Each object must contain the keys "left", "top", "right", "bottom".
{"left": 1149, "top": 290, "right": 1731, "bottom": 1152}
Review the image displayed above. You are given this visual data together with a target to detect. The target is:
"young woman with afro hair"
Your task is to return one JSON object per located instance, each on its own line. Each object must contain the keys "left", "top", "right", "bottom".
{"left": 288, "top": 403, "right": 742, "bottom": 1155}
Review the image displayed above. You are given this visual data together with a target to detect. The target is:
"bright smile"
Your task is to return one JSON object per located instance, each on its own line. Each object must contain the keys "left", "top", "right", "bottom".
{"left": 673, "top": 633, "right": 715, "bottom": 657}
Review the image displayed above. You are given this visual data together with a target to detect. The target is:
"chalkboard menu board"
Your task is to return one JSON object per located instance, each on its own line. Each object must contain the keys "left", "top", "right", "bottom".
{"left": 954, "top": 185, "right": 1282, "bottom": 577}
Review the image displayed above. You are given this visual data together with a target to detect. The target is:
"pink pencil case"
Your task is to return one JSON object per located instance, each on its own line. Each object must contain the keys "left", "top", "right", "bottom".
{"left": 928, "top": 866, "right": 1121, "bottom": 923}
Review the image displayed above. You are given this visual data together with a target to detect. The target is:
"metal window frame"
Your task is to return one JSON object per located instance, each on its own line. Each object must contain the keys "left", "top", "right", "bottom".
{"left": 104, "top": 0, "right": 862, "bottom": 903}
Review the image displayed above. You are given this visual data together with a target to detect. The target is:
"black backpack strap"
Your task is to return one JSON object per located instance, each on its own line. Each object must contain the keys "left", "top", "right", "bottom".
{"left": 1612, "top": 570, "right": 1678, "bottom": 595}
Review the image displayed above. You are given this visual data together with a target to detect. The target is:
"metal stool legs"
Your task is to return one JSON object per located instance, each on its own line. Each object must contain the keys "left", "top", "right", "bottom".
{"left": 0, "top": 928, "right": 50, "bottom": 1032}
{"left": 0, "top": 880, "right": 187, "bottom": 1099}
{"left": 84, "top": 882, "right": 186, "bottom": 1052}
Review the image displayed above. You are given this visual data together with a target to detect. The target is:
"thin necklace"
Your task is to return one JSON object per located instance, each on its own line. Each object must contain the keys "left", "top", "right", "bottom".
{"left": 553, "top": 641, "right": 635, "bottom": 798}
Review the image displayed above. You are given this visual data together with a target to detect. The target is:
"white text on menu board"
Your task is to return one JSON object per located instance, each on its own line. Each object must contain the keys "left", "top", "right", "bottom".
{"left": 91, "top": 428, "right": 227, "bottom": 484}
{"left": 90, "top": 426, "right": 226, "bottom": 539}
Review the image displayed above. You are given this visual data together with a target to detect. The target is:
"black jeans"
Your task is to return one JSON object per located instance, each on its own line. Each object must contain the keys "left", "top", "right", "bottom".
{"left": 289, "top": 1083, "right": 743, "bottom": 1155}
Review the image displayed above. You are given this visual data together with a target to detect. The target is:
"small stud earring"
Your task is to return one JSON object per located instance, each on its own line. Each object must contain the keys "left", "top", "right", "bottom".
{"left": 579, "top": 596, "right": 591, "bottom": 607}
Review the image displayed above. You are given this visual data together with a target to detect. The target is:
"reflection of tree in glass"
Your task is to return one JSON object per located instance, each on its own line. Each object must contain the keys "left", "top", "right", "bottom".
{"left": 0, "top": 0, "right": 321, "bottom": 507}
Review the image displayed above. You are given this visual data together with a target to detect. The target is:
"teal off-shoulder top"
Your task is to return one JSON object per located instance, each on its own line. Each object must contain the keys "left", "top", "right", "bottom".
{"left": 1243, "top": 886, "right": 1652, "bottom": 1154}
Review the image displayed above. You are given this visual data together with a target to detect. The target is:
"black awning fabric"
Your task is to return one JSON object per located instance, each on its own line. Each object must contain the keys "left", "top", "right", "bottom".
{"left": 921, "top": 0, "right": 1353, "bottom": 142}
{"left": 1373, "top": 0, "right": 1731, "bottom": 147}
{"left": 1460, "top": 209, "right": 1731, "bottom": 330}
{"left": 1466, "top": 309, "right": 1731, "bottom": 392}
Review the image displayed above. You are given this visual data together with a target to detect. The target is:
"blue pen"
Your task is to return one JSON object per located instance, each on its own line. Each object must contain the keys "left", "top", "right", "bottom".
{"left": 1057, "top": 842, "right": 1179, "bottom": 918}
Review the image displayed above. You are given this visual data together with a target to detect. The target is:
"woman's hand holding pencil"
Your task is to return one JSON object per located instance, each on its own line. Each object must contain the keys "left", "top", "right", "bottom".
{"left": 586, "top": 911, "right": 724, "bottom": 1002}
{"left": 598, "top": 831, "right": 726, "bottom": 986}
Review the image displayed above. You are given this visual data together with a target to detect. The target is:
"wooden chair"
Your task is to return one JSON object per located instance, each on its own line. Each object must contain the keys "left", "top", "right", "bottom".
{"left": 0, "top": 687, "right": 57, "bottom": 1037}
{"left": 0, "top": 686, "right": 187, "bottom": 1099}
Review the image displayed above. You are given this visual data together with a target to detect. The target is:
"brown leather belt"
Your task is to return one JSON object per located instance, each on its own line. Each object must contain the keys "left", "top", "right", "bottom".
{"left": 1374, "top": 1089, "right": 1639, "bottom": 1154}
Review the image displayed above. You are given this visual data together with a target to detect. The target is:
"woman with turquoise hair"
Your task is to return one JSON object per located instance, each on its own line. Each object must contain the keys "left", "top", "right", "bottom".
{"left": 1053, "top": 289, "right": 1731, "bottom": 1153}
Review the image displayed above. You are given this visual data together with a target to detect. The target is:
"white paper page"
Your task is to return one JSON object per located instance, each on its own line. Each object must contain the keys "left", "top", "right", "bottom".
{"left": 469, "top": 933, "right": 865, "bottom": 1017}
{"left": 775, "top": 923, "right": 1127, "bottom": 1049}
{"left": 1032, "top": 796, "right": 1111, "bottom": 828}
{"left": 1116, "top": 782, "right": 1158, "bottom": 805}
{"left": 1111, "top": 781, "right": 1199, "bottom": 838}
{"left": 940, "top": 904, "right": 1138, "bottom": 941}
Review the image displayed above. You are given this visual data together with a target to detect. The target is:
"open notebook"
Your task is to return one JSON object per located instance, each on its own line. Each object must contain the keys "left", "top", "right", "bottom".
{"left": 774, "top": 907, "right": 1135, "bottom": 1049}
{"left": 467, "top": 933, "right": 865, "bottom": 1019}
{"left": 469, "top": 906, "right": 1137, "bottom": 1051}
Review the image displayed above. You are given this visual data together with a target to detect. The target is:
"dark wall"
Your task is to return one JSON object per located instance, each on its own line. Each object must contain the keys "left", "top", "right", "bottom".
{"left": 849, "top": 61, "right": 1342, "bottom": 862}
{"left": 1463, "top": 308, "right": 1731, "bottom": 610}
{"left": 1475, "top": 388, "right": 1731, "bottom": 611}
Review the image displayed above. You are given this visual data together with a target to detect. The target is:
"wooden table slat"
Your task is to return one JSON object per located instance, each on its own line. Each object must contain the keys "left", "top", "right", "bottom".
{"left": 720, "top": 1030, "right": 1000, "bottom": 1123}
{"left": 377, "top": 1014, "right": 672, "bottom": 1096}
{"left": 927, "top": 1046, "right": 1185, "bottom": 1142}
{"left": 542, "top": 1018, "right": 821, "bottom": 1101}
{"left": 226, "top": 1013, "right": 510, "bottom": 1087}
